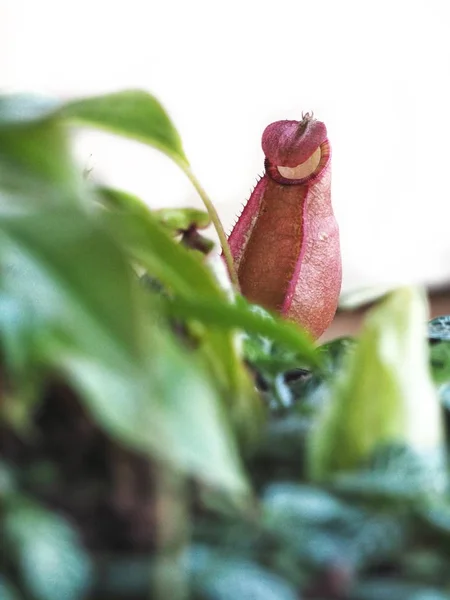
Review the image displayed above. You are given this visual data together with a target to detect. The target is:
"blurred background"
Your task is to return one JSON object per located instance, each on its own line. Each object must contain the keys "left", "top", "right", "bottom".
{"left": 2, "top": 0, "right": 450, "bottom": 300}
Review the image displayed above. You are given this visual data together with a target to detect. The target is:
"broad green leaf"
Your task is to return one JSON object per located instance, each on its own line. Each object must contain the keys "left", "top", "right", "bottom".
{"left": 0, "top": 113, "right": 247, "bottom": 492}
{"left": 0, "top": 208, "right": 246, "bottom": 492}
{"left": 308, "top": 287, "right": 446, "bottom": 489}
{"left": 61, "top": 90, "right": 188, "bottom": 165}
{"left": 4, "top": 499, "right": 92, "bottom": 600}
{"left": 0, "top": 210, "right": 142, "bottom": 357}
{"left": 60, "top": 91, "right": 236, "bottom": 289}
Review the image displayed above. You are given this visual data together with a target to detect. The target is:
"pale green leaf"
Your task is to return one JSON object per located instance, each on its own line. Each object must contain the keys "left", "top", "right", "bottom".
{"left": 308, "top": 287, "right": 446, "bottom": 490}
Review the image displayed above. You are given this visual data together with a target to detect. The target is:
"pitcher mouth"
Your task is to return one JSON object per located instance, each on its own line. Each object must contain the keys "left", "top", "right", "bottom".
{"left": 265, "top": 140, "right": 331, "bottom": 185}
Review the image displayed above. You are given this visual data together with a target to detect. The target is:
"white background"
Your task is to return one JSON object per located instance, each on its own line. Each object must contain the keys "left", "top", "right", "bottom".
{"left": 2, "top": 0, "right": 450, "bottom": 294}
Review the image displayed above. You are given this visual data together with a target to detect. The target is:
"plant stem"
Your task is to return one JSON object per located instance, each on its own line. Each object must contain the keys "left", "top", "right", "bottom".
{"left": 182, "top": 164, "right": 240, "bottom": 292}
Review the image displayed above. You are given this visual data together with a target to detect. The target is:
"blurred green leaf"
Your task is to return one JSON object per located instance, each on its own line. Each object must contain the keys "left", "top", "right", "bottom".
{"left": 103, "top": 205, "right": 221, "bottom": 299}
{"left": 102, "top": 204, "right": 261, "bottom": 438}
{"left": 4, "top": 499, "right": 92, "bottom": 600}
{"left": 97, "top": 185, "right": 154, "bottom": 219}
{"left": 165, "top": 296, "right": 320, "bottom": 369}
{"left": 241, "top": 303, "right": 309, "bottom": 371}
{"left": 0, "top": 114, "right": 247, "bottom": 493}
{"left": 0, "top": 209, "right": 247, "bottom": 492}
{"left": 190, "top": 547, "right": 298, "bottom": 600}
{"left": 60, "top": 90, "right": 259, "bottom": 437}
{"left": 0, "top": 114, "right": 81, "bottom": 199}
{"left": 308, "top": 288, "right": 446, "bottom": 489}
{"left": 262, "top": 483, "right": 361, "bottom": 528}
{"left": 60, "top": 90, "right": 238, "bottom": 289}
{"left": 329, "top": 443, "right": 447, "bottom": 504}
{"left": 62, "top": 90, "right": 188, "bottom": 165}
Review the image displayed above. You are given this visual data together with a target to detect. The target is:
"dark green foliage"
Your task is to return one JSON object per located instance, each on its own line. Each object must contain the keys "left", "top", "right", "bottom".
{"left": 2, "top": 90, "right": 450, "bottom": 600}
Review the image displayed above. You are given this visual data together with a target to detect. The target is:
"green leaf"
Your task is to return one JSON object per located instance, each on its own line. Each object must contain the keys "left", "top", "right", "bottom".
{"left": 100, "top": 197, "right": 262, "bottom": 446}
{"left": 330, "top": 444, "right": 447, "bottom": 504}
{"left": 4, "top": 499, "right": 92, "bottom": 600}
{"left": 103, "top": 207, "right": 222, "bottom": 299}
{"left": 0, "top": 110, "right": 247, "bottom": 493}
{"left": 190, "top": 548, "right": 298, "bottom": 600}
{"left": 98, "top": 187, "right": 212, "bottom": 239}
{"left": 97, "top": 185, "right": 155, "bottom": 219}
{"left": 61, "top": 90, "right": 188, "bottom": 165}
{"left": 308, "top": 287, "right": 446, "bottom": 489}
{"left": 262, "top": 483, "right": 361, "bottom": 527}
{"left": 61, "top": 91, "right": 238, "bottom": 288}
{"left": 165, "top": 296, "right": 320, "bottom": 368}
{"left": 0, "top": 208, "right": 246, "bottom": 491}
{"left": 0, "top": 117, "right": 81, "bottom": 199}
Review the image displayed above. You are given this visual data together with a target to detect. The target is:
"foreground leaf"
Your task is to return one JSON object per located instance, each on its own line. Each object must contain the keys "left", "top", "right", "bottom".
{"left": 0, "top": 96, "right": 81, "bottom": 198}
{"left": 61, "top": 90, "right": 239, "bottom": 287}
{"left": 0, "top": 112, "right": 247, "bottom": 492}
